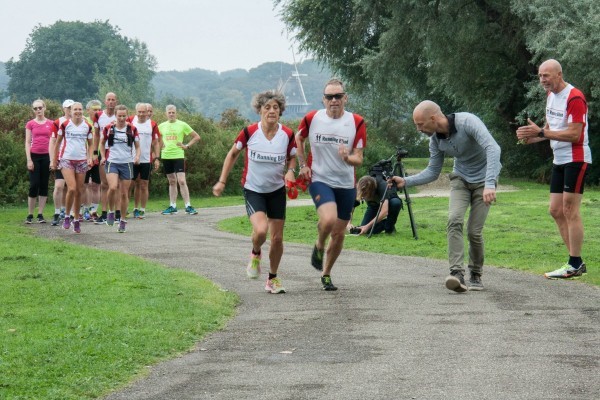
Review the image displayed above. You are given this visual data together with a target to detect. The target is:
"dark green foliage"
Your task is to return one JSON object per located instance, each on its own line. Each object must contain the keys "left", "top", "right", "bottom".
{"left": 0, "top": 131, "right": 28, "bottom": 204}
{"left": 277, "top": 0, "right": 600, "bottom": 184}
{"left": 5, "top": 21, "right": 156, "bottom": 105}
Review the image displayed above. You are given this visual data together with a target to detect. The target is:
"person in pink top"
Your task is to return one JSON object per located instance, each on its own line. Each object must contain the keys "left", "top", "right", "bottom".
{"left": 51, "top": 102, "right": 94, "bottom": 234}
{"left": 24, "top": 99, "right": 55, "bottom": 224}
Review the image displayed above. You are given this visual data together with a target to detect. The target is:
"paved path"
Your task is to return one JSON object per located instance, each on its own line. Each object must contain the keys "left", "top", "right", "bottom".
{"left": 39, "top": 203, "right": 599, "bottom": 400}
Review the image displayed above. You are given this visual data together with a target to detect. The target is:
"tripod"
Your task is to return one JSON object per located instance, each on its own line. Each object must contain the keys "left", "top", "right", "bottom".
{"left": 367, "top": 150, "right": 418, "bottom": 239}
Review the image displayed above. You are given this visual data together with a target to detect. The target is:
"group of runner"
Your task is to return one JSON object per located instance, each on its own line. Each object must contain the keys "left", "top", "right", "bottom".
{"left": 25, "top": 93, "right": 200, "bottom": 234}
{"left": 26, "top": 61, "right": 591, "bottom": 293}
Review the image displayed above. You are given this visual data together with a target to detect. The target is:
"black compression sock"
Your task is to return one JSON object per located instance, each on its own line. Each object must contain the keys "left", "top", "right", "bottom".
{"left": 568, "top": 256, "right": 583, "bottom": 269}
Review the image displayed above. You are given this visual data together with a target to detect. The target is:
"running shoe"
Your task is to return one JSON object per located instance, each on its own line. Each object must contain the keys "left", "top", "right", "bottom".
{"left": 133, "top": 209, "right": 140, "bottom": 219}
{"left": 51, "top": 213, "right": 60, "bottom": 226}
{"left": 311, "top": 245, "right": 324, "bottom": 271}
{"left": 25, "top": 214, "right": 33, "bottom": 224}
{"left": 94, "top": 215, "right": 106, "bottom": 225}
{"left": 247, "top": 253, "right": 261, "bottom": 279}
{"left": 185, "top": 205, "right": 198, "bottom": 215}
{"left": 138, "top": 210, "right": 145, "bottom": 219}
{"left": 59, "top": 210, "right": 66, "bottom": 221}
{"left": 73, "top": 220, "right": 81, "bottom": 234}
{"left": 83, "top": 209, "right": 91, "bottom": 221}
{"left": 265, "top": 277, "right": 286, "bottom": 294}
{"left": 445, "top": 270, "right": 468, "bottom": 293}
{"left": 106, "top": 212, "right": 115, "bottom": 226}
{"left": 90, "top": 211, "right": 99, "bottom": 222}
{"left": 321, "top": 275, "right": 338, "bottom": 291}
{"left": 62, "top": 216, "right": 71, "bottom": 230}
{"left": 468, "top": 273, "right": 484, "bottom": 291}
{"left": 117, "top": 220, "right": 127, "bottom": 233}
{"left": 544, "top": 263, "right": 586, "bottom": 279}
{"left": 161, "top": 206, "right": 178, "bottom": 215}
{"left": 37, "top": 214, "right": 46, "bottom": 224}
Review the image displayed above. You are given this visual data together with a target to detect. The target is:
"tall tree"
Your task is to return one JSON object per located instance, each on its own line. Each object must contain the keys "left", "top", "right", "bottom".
{"left": 6, "top": 20, "right": 156, "bottom": 104}
{"left": 277, "top": 0, "right": 600, "bottom": 182}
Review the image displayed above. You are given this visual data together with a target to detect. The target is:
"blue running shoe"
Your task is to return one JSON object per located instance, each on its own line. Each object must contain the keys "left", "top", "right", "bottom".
{"left": 185, "top": 205, "right": 198, "bottom": 215}
{"left": 161, "top": 206, "right": 178, "bottom": 215}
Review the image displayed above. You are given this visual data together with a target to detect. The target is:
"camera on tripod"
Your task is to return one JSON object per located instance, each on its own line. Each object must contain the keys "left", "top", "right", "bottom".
{"left": 395, "top": 147, "right": 409, "bottom": 159}
{"left": 369, "top": 159, "right": 394, "bottom": 180}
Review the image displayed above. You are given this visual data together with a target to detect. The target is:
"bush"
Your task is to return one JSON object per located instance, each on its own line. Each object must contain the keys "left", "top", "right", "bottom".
{"left": 0, "top": 131, "right": 29, "bottom": 204}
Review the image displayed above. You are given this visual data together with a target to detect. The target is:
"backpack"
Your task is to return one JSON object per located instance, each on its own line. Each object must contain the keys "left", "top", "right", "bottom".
{"left": 108, "top": 123, "right": 134, "bottom": 147}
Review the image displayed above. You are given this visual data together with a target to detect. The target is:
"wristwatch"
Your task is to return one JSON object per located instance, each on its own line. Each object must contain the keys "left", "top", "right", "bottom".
{"left": 538, "top": 129, "right": 545, "bottom": 138}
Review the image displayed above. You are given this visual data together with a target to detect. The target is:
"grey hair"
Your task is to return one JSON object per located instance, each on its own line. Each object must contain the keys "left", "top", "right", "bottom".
{"left": 86, "top": 99, "right": 102, "bottom": 109}
{"left": 166, "top": 104, "right": 176, "bottom": 112}
{"left": 251, "top": 91, "right": 286, "bottom": 115}
{"left": 324, "top": 78, "right": 345, "bottom": 92}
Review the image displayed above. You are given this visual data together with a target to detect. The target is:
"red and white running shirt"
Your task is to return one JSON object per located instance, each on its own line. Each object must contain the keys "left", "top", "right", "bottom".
{"left": 236, "top": 122, "right": 296, "bottom": 193}
{"left": 131, "top": 116, "right": 160, "bottom": 163}
{"left": 58, "top": 119, "right": 93, "bottom": 160}
{"left": 93, "top": 110, "right": 117, "bottom": 149}
{"left": 546, "top": 84, "right": 592, "bottom": 165}
{"left": 298, "top": 109, "right": 366, "bottom": 188}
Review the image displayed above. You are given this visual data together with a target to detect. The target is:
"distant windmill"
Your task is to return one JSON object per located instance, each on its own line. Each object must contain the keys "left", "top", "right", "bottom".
{"left": 277, "top": 51, "right": 310, "bottom": 116}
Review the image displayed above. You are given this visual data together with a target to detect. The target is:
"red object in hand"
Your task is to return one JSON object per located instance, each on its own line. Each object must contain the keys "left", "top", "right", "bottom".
{"left": 286, "top": 180, "right": 299, "bottom": 199}
{"left": 295, "top": 177, "right": 308, "bottom": 192}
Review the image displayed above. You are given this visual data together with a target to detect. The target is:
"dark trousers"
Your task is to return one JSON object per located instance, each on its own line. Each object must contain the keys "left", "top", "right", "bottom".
{"left": 360, "top": 197, "right": 402, "bottom": 234}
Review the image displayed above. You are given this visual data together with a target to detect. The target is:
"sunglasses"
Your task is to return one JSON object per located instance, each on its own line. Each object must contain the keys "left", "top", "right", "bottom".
{"left": 323, "top": 93, "right": 345, "bottom": 101}
{"left": 33, "top": 106, "right": 44, "bottom": 110}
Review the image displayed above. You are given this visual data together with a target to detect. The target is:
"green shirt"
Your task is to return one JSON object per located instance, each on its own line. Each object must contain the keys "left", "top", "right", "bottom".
{"left": 158, "top": 119, "right": 194, "bottom": 160}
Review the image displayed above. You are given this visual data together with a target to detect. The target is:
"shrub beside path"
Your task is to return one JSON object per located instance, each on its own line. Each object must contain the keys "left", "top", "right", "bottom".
{"left": 40, "top": 202, "right": 599, "bottom": 400}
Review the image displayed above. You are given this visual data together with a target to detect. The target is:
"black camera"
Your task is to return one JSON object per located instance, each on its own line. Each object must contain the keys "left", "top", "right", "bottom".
{"left": 396, "top": 147, "right": 409, "bottom": 158}
{"left": 369, "top": 159, "right": 393, "bottom": 179}
{"left": 349, "top": 226, "right": 362, "bottom": 235}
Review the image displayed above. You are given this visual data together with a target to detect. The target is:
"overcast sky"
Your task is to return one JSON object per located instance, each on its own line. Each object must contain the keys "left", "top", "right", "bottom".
{"left": 1, "top": 0, "right": 303, "bottom": 72}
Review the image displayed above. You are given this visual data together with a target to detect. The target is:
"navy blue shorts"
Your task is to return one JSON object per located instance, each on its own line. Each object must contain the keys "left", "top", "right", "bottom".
{"left": 105, "top": 162, "right": 134, "bottom": 180}
{"left": 309, "top": 181, "right": 356, "bottom": 221}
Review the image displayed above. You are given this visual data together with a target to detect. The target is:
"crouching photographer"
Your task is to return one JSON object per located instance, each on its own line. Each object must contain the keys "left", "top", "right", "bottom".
{"left": 349, "top": 173, "right": 402, "bottom": 235}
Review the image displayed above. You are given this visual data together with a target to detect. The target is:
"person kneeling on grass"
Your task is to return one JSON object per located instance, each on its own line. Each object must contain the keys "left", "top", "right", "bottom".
{"left": 348, "top": 175, "right": 402, "bottom": 235}
{"left": 212, "top": 90, "right": 296, "bottom": 294}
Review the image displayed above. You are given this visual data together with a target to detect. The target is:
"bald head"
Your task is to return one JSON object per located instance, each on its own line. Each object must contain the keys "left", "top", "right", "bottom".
{"left": 540, "top": 59, "right": 562, "bottom": 74}
{"left": 538, "top": 59, "right": 566, "bottom": 94}
{"left": 413, "top": 100, "right": 446, "bottom": 136}
{"left": 414, "top": 100, "right": 443, "bottom": 119}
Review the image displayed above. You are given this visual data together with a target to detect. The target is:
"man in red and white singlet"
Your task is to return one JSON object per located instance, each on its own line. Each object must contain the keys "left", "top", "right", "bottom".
{"left": 92, "top": 92, "right": 118, "bottom": 224}
{"left": 130, "top": 103, "right": 161, "bottom": 219}
{"left": 516, "top": 59, "right": 592, "bottom": 279}
{"left": 296, "top": 78, "right": 367, "bottom": 291}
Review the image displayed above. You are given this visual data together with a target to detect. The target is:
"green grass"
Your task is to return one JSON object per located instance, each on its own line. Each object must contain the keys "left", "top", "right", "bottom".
{"left": 2, "top": 180, "right": 598, "bottom": 399}
{"left": 0, "top": 206, "right": 238, "bottom": 399}
{"left": 219, "top": 179, "right": 600, "bottom": 286}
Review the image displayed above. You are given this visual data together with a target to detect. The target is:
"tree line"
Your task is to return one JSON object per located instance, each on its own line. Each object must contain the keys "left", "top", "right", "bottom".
{"left": 3, "top": 4, "right": 600, "bottom": 186}
{"left": 276, "top": 0, "right": 600, "bottom": 184}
